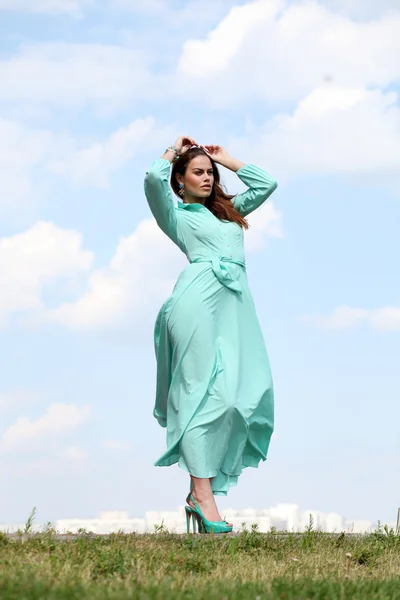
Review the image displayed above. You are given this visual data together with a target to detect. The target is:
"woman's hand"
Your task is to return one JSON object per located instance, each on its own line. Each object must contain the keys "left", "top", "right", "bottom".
{"left": 202, "top": 145, "right": 245, "bottom": 172}
{"left": 202, "top": 145, "right": 230, "bottom": 165}
{"left": 175, "top": 136, "right": 198, "bottom": 156}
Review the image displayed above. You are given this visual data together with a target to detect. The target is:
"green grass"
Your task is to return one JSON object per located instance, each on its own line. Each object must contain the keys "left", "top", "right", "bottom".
{"left": 1, "top": 523, "right": 400, "bottom": 599}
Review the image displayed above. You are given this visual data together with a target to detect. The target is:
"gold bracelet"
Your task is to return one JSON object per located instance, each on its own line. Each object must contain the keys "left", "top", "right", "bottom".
{"left": 165, "top": 146, "right": 179, "bottom": 156}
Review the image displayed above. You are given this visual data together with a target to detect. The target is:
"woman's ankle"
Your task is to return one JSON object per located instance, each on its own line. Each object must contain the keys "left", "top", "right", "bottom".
{"left": 192, "top": 491, "right": 213, "bottom": 505}
{"left": 190, "top": 476, "right": 213, "bottom": 501}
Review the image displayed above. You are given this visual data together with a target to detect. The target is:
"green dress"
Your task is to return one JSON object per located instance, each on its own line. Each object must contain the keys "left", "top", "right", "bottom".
{"left": 144, "top": 159, "right": 278, "bottom": 496}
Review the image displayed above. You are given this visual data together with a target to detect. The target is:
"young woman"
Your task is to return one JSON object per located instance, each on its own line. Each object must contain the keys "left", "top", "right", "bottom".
{"left": 144, "top": 136, "right": 278, "bottom": 534}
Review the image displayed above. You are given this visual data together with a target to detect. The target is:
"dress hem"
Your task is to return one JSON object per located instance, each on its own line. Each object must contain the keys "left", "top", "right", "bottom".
{"left": 153, "top": 453, "right": 268, "bottom": 496}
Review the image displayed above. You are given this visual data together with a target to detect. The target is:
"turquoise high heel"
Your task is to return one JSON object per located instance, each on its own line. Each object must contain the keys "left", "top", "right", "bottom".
{"left": 185, "top": 506, "right": 197, "bottom": 533}
{"left": 185, "top": 481, "right": 197, "bottom": 533}
{"left": 186, "top": 493, "right": 233, "bottom": 534}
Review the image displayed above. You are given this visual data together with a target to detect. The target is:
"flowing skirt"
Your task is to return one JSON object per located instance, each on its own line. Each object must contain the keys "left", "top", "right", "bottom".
{"left": 152, "top": 261, "right": 274, "bottom": 496}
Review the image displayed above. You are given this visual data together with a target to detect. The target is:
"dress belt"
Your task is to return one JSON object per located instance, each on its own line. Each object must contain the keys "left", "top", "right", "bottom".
{"left": 190, "top": 256, "right": 246, "bottom": 294}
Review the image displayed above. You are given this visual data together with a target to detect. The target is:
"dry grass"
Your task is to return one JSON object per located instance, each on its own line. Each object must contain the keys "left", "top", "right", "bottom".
{"left": 1, "top": 524, "right": 400, "bottom": 598}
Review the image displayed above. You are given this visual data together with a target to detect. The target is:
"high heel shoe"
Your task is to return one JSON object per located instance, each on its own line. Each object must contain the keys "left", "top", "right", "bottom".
{"left": 186, "top": 493, "right": 233, "bottom": 534}
{"left": 185, "top": 505, "right": 197, "bottom": 534}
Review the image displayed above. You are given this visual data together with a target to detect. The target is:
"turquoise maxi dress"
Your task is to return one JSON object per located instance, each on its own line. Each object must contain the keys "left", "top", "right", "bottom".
{"left": 144, "top": 158, "right": 278, "bottom": 496}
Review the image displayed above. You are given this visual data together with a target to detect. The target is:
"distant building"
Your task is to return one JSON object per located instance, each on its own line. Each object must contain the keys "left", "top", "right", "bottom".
{"left": 4, "top": 503, "right": 395, "bottom": 535}
{"left": 0, "top": 523, "right": 42, "bottom": 534}
{"left": 56, "top": 511, "right": 146, "bottom": 534}
{"left": 325, "top": 513, "right": 345, "bottom": 532}
{"left": 145, "top": 508, "right": 187, "bottom": 532}
{"left": 53, "top": 503, "right": 389, "bottom": 535}
{"left": 345, "top": 520, "right": 374, "bottom": 534}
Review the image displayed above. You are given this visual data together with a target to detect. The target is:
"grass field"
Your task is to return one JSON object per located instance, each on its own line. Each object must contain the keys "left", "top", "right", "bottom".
{"left": 1, "top": 522, "right": 400, "bottom": 599}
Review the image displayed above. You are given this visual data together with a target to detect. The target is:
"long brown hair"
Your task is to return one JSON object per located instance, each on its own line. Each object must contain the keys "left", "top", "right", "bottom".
{"left": 171, "top": 148, "right": 249, "bottom": 230}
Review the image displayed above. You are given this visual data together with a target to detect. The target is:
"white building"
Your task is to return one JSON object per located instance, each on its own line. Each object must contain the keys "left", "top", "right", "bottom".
{"left": 56, "top": 511, "right": 146, "bottom": 534}
{"left": 269, "top": 504, "right": 301, "bottom": 531}
{"left": 39, "top": 504, "right": 392, "bottom": 535}
{"left": 218, "top": 508, "right": 272, "bottom": 532}
{"left": 145, "top": 508, "right": 187, "bottom": 533}
{"left": 0, "top": 523, "right": 42, "bottom": 534}
{"left": 325, "top": 513, "right": 346, "bottom": 532}
{"left": 344, "top": 519, "right": 373, "bottom": 534}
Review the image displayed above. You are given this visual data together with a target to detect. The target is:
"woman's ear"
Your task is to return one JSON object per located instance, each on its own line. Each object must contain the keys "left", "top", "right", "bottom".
{"left": 176, "top": 174, "right": 183, "bottom": 186}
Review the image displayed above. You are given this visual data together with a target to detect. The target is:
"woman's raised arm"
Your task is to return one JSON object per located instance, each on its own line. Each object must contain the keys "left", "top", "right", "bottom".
{"left": 144, "top": 136, "right": 197, "bottom": 244}
{"left": 203, "top": 146, "right": 278, "bottom": 217}
{"left": 232, "top": 164, "right": 278, "bottom": 217}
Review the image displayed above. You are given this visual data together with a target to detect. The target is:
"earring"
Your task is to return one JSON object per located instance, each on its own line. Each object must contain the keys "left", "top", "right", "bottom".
{"left": 179, "top": 183, "right": 185, "bottom": 197}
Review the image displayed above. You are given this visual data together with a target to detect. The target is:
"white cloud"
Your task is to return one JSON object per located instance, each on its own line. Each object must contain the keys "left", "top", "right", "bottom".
{"left": 0, "top": 43, "right": 154, "bottom": 108}
{"left": 304, "top": 305, "right": 400, "bottom": 330}
{"left": 0, "top": 117, "right": 172, "bottom": 212}
{"left": 0, "top": 148, "right": 283, "bottom": 334}
{"left": 0, "top": 0, "right": 89, "bottom": 15}
{"left": 0, "top": 222, "right": 93, "bottom": 329}
{"left": 179, "top": 0, "right": 279, "bottom": 80}
{"left": 2, "top": 403, "right": 92, "bottom": 451}
{"left": 245, "top": 202, "right": 284, "bottom": 252}
{"left": 178, "top": 0, "right": 400, "bottom": 106}
{"left": 371, "top": 308, "right": 400, "bottom": 331}
{"left": 233, "top": 87, "right": 400, "bottom": 177}
{"left": 0, "top": 119, "right": 53, "bottom": 209}
{"left": 103, "top": 440, "right": 132, "bottom": 451}
{"left": 47, "top": 218, "right": 186, "bottom": 332}
{"left": 62, "top": 446, "right": 87, "bottom": 460}
{"left": 111, "top": 0, "right": 240, "bottom": 23}
{"left": 46, "top": 198, "right": 282, "bottom": 332}
{"left": 321, "top": 0, "right": 400, "bottom": 19}
{"left": 171, "top": 0, "right": 245, "bottom": 28}
{"left": 304, "top": 306, "right": 369, "bottom": 329}
{"left": 51, "top": 117, "right": 174, "bottom": 187}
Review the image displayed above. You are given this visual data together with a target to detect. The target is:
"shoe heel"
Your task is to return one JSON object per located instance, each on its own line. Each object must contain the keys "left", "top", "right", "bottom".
{"left": 185, "top": 507, "right": 192, "bottom": 533}
{"left": 191, "top": 512, "right": 197, "bottom": 534}
{"left": 187, "top": 493, "right": 233, "bottom": 535}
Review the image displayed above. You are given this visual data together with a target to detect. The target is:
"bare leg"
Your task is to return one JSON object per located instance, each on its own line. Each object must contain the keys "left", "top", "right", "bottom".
{"left": 187, "top": 476, "right": 232, "bottom": 526}
{"left": 208, "top": 477, "right": 232, "bottom": 527}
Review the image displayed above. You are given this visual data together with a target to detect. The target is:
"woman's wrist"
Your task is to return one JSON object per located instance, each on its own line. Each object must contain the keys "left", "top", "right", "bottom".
{"left": 161, "top": 146, "right": 180, "bottom": 163}
{"left": 220, "top": 155, "right": 246, "bottom": 172}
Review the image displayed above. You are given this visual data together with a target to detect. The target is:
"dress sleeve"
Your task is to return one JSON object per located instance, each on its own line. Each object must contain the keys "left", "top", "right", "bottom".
{"left": 144, "top": 158, "right": 179, "bottom": 244}
{"left": 231, "top": 164, "right": 278, "bottom": 217}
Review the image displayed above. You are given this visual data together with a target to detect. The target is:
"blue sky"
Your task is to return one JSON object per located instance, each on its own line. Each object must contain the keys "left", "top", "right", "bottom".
{"left": 0, "top": 0, "right": 399, "bottom": 527}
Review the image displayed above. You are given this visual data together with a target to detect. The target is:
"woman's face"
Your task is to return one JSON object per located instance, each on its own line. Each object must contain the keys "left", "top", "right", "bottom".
{"left": 179, "top": 155, "right": 214, "bottom": 200}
